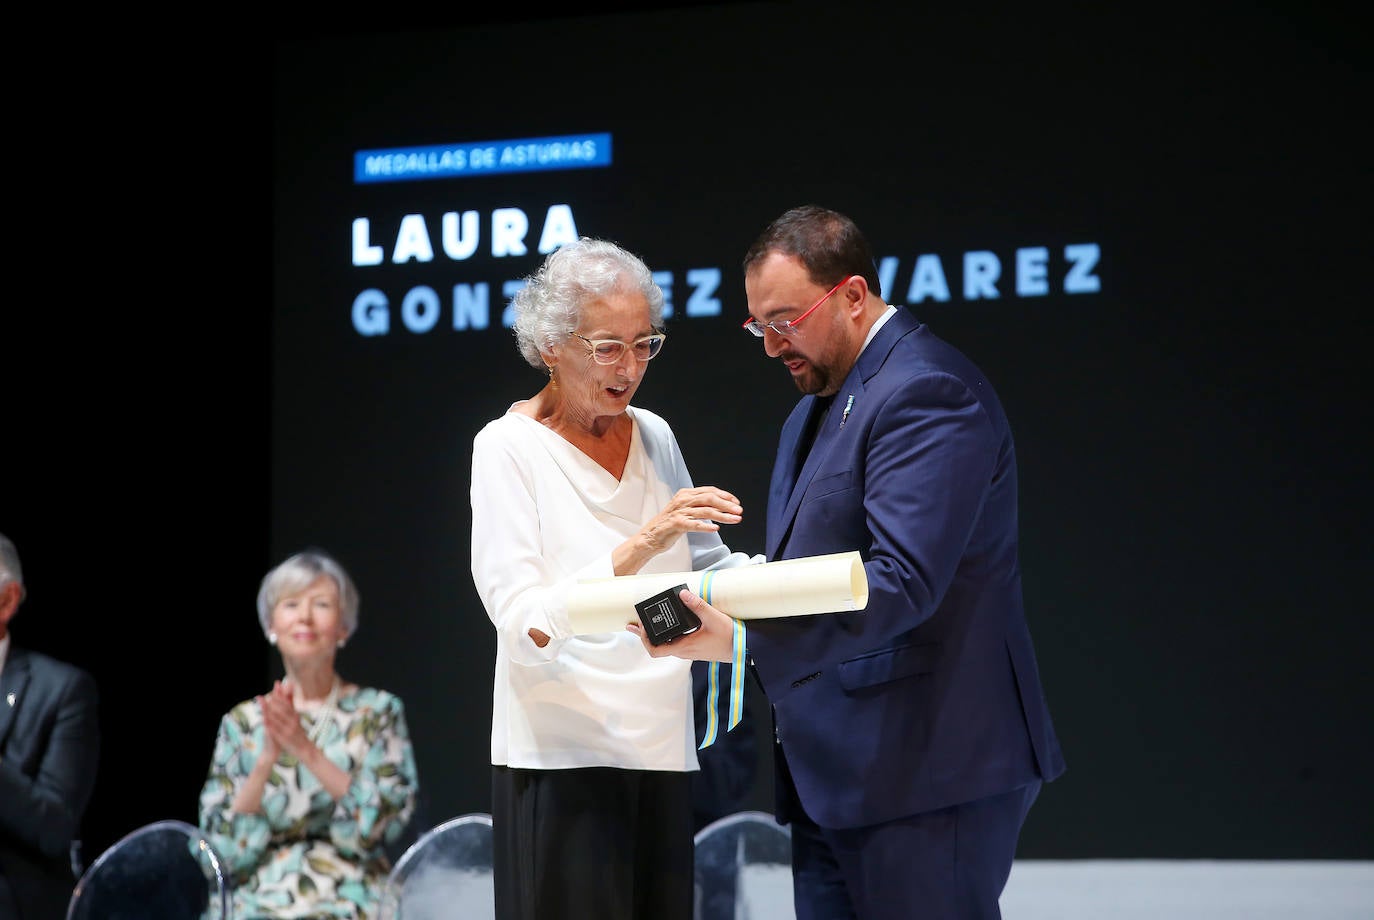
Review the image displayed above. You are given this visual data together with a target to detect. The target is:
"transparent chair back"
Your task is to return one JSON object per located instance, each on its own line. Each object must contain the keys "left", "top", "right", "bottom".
{"left": 66, "top": 818, "right": 230, "bottom": 920}
{"left": 379, "top": 812, "right": 494, "bottom": 920}
{"left": 694, "top": 810, "right": 794, "bottom": 920}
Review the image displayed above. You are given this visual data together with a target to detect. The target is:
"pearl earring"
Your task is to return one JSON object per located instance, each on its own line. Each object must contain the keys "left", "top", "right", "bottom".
{"left": 337, "top": 638, "right": 346, "bottom": 649}
{"left": 268, "top": 632, "right": 278, "bottom": 646}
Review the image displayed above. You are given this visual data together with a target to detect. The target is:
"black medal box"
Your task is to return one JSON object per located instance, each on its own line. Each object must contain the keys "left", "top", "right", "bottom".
{"left": 634, "top": 584, "right": 701, "bottom": 645}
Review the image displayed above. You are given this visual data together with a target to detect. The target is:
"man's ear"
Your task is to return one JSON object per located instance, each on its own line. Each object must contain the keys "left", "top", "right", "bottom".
{"left": 841, "top": 275, "right": 870, "bottom": 316}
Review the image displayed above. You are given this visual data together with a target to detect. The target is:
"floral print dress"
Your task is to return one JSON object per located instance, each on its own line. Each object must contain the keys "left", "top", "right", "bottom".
{"left": 198, "top": 686, "right": 419, "bottom": 919}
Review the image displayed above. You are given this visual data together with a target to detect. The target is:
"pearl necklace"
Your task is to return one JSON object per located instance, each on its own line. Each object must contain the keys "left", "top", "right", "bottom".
{"left": 303, "top": 677, "right": 341, "bottom": 747}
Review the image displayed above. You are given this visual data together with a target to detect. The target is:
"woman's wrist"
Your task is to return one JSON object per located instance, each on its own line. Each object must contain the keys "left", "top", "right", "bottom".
{"left": 613, "top": 537, "right": 651, "bottom": 577}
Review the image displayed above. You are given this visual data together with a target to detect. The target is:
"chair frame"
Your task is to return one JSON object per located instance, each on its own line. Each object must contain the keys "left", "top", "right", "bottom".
{"left": 694, "top": 810, "right": 794, "bottom": 920}
{"left": 693, "top": 808, "right": 791, "bottom": 846}
{"left": 66, "top": 818, "right": 231, "bottom": 920}
{"left": 388, "top": 812, "right": 494, "bottom": 881}
{"left": 380, "top": 812, "right": 494, "bottom": 920}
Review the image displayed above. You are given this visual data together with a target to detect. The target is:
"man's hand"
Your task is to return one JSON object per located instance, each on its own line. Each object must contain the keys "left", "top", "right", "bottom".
{"left": 627, "top": 588, "right": 737, "bottom": 661}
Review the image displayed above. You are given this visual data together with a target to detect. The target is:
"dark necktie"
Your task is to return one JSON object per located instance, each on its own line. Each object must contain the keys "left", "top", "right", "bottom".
{"left": 798, "top": 394, "right": 834, "bottom": 462}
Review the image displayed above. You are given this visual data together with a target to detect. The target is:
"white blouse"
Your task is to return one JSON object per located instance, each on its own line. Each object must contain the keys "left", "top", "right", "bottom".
{"left": 470, "top": 405, "right": 755, "bottom": 771}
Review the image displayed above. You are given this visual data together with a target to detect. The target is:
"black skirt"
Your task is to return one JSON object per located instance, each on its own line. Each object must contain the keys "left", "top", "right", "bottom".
{"left": 491, "top": 764, "right": 695, "bottom": 920}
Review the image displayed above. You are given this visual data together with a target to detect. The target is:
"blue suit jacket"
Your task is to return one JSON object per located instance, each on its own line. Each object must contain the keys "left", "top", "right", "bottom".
{"left": 0, "top": 645, "right": 100, "bottom": 920}
{"left": 747, "top": 307, "right": 1065, "bottom": 830}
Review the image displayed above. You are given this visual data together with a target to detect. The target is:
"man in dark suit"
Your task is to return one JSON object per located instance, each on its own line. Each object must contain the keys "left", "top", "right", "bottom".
{"left": 0, "top": 533, "right": 100, "bottom": 920}
{"left": 635, "top": 206, "right": 1065, "bottom": 919}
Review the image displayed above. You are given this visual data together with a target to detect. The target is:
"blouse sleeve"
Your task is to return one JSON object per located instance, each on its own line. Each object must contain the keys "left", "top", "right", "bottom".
{"left": 471, "top": 421, "right": 609, "bottom": 661}
{"left": 328, "top": 691, "right": 419, "bottom": 854}
{"left": 197, "top": 709, "right": 275, "bottom": 880}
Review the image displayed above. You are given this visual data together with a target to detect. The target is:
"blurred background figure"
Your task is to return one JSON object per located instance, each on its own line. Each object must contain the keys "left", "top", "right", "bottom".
{"left": 198, "top": 548, "right": 419, "bottom": 919}
{"left": 0, "top": 531, "right": 100, "bottom": 920}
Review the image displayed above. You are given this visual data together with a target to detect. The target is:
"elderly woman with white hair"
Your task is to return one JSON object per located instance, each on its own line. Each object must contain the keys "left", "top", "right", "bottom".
{"left": 198, "top": 548, "right": 419, "bottom": 920}
{"left": 470, "top": 237, "right": 759, "bottom": 920}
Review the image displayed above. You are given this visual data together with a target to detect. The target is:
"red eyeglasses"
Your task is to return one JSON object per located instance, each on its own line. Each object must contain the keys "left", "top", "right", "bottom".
{"left": 741, "top": 276, "right": 850, "bottom": 337}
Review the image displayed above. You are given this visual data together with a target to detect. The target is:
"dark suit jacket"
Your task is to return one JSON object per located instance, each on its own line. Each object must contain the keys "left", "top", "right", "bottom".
{"left": 0, "top": 646, "right": 100, "bottom": 920}
{"left": 748, "top": 307, "right": 1065, "bottom": 830}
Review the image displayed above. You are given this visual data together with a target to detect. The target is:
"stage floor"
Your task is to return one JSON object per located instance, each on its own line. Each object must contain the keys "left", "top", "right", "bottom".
{"left": 728, "top": 859, "right": 1374, "bottom": 918}
{"left": 999, "top": 860, "right": 1374, "bottom": 919}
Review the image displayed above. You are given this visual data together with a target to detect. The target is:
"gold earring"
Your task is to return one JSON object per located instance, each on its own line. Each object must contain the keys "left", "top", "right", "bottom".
{"left": 548, "top": 366, "right": 559, "bottom": 391}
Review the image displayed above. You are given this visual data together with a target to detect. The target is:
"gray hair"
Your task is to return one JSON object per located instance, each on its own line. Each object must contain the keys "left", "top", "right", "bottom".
{"left": 511, "top": 237, "right": 665, "bottom": 369}
{"left": 0, "top": 532, "right": 25, "bottom": 604}
{"left": 256, "top": 549, "right": 360, "bottom": 639}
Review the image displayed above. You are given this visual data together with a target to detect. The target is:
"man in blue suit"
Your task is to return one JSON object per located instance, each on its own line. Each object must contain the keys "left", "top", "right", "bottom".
{"left": 0, "top": 532, "right": 101, "bottom": 920}
{"left": 635, "top": 206, "right": 1065, "bottom": 919}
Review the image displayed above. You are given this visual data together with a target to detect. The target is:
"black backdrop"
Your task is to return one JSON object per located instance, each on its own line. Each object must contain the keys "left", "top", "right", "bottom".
{"left": 8, "top": 1, "right": 1369, "bottom": 867}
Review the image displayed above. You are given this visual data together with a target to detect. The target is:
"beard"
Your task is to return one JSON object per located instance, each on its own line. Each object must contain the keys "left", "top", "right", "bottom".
{"left": 782, "top": 352, "right": 834, "bottom": 396}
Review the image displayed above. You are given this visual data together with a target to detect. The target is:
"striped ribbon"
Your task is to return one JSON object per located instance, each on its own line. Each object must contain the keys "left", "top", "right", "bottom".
{"left": 697, "top": 569, "right": 746, "bottom": 750}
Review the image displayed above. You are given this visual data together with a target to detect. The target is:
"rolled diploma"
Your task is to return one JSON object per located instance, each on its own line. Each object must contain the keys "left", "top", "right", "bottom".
{"left": 566, "top": 550, "right": 869, "bottom": 635}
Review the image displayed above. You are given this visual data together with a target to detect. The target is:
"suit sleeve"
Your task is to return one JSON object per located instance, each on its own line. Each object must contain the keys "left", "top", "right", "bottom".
{"left": 0, "top": 665, "right": 101, "bottom": 861}
{"left": 861, "top": 372, "right": 998, "bottom": 631}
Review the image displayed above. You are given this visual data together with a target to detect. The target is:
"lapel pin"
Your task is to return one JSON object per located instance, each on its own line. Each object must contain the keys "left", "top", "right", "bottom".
{"left": 6, "top": 691, "right": 14, "bottom": 707}
{"left": 840, "top": 394, "right": 855, "bottom": 428}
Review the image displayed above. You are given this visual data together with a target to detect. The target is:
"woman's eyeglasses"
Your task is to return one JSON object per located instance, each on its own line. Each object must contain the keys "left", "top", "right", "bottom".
{"left": 570, "top": 332, "right": 667, "bottom": 365}
{"left": 742, "top": 276, "right": 850, "bottom": 337}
